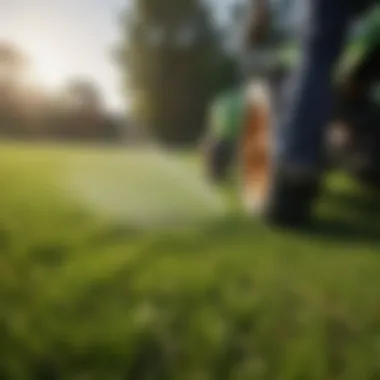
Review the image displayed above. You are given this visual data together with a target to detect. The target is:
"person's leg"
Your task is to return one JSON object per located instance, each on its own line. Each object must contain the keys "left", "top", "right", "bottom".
{"left": 276, "top": 0, "right": 355, "bottom": 169}
{"left": 265, "top": 0, "right": 356, "bottom": 227}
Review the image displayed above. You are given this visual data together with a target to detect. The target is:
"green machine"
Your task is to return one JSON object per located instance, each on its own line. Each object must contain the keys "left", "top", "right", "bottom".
{"left": 331, "top": 6, "right": 380, "bottom": 186}
{"left": 202, "top": 88, "right": 246, "bottom": 182}
{"left": 203, "top": 4, "right": 380, "bottom": 188}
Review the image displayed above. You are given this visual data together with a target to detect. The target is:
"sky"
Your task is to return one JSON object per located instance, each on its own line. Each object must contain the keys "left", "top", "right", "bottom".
{"left": 0, "top": 0, "right": 306, "bottom": 113}
{"left": 0, "top": 0, "right": 126, "bottom": 111}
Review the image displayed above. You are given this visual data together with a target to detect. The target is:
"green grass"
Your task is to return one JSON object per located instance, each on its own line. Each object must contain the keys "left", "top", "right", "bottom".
{"left": 1, "top": 141, "right": 380, "bottom": 379}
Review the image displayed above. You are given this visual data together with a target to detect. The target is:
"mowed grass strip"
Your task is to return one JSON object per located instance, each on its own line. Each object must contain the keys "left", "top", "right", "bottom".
{"left": 0, "top": 142, "right": 379, "bottom": 379}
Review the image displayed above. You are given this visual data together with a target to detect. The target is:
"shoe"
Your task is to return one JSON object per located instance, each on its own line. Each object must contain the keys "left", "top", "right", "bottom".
{"left": 263, "top": 169, "right": 320, "bottom": 229}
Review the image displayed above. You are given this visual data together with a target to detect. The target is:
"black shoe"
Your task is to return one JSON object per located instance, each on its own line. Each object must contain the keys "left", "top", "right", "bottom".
{"left": 263, "top": 170, "right": 320, "bottom": 229}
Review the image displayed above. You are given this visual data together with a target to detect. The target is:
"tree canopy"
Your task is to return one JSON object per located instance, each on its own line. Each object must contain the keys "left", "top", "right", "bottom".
{"left": 119, "top": 0, "right": 239, "bottom": 145}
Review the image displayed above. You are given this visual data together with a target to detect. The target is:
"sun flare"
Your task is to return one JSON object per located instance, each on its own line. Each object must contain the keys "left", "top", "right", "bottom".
{"left": 24, "top": 39, "right": 68, "bottom": 89}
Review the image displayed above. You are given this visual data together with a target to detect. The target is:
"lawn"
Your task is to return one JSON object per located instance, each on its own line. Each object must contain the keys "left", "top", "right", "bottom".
{"left": 1, "top": 141, "right": 380, "bottom": 379}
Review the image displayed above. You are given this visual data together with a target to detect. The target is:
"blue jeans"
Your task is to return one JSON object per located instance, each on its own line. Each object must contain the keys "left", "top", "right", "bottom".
{"left": 274, "top": 0, "right": 369, "bottom": 174}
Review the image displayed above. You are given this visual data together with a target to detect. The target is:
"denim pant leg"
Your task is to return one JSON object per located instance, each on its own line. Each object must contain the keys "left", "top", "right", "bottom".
{"left": 274, "top": 0, "right": 356, "bottom": 174}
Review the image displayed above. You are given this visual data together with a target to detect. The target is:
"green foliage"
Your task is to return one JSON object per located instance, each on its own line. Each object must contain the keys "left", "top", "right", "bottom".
{"left": 0, "top": 143, "right": 380, "bottom": 379}
{"left": 357, "top": 5, "right": 380, "bottom": 50}
{"left": 120, "top": 0, "right": 239, "bottom": 145}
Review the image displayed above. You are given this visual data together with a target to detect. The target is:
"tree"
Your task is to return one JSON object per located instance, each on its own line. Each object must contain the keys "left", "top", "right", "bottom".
{"left": 62, "top": 79, "right": 103, "bottom": 114}
{"left": 0, "top": 41, "right": 28, "bottom": 86}
{"left": 56, "top": 78, "right": 121, "bottom": 142}
{"left": 119, "top": 0, "right": 238, "bottom": 145}
{"left": 57, "top": 79, "right": 104, "bottom": 139}
{"left": 0, "top": 41, "right": 30, "bottom": 135}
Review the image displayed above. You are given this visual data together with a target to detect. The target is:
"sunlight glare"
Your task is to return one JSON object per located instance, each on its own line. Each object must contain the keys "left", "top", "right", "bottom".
{"left": 24, "top": 38, "right": 68, "bottom": 89}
